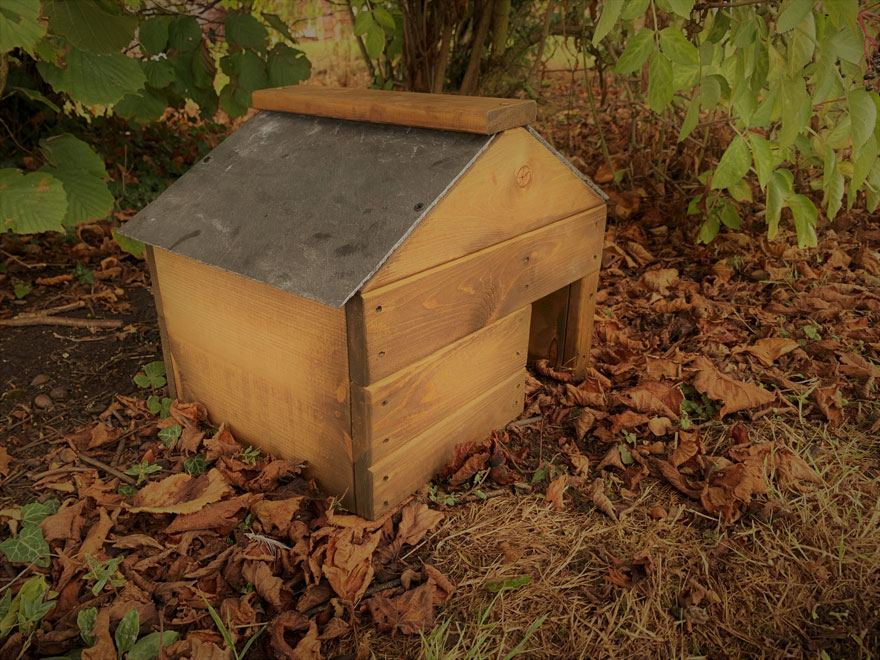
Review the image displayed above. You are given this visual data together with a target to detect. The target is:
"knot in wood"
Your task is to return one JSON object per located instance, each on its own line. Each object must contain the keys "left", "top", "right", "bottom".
{"left": 515, "top": 165, "right": 531, "bottom": 188}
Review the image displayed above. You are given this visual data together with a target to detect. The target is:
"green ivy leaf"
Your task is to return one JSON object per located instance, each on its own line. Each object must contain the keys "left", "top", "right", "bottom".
{"left": 143, "top": 59, "right": 175, "bottom": 88}
{"left": 13, "top": 283, "right": 30, "bottom": 299}
{"left": 364, "top": 25, "right": 385, "bottom": 59}
{"left": 847, "top": 89, "right": 878, "bottom": 156}
{"left": 267, "top": 44, "right": 310, "bottom": 88}
{"left": 851, "top": 134, "right": 878, "bottom": 191}
{"left": 788, "top": 194, "right": 818, "bottom": 248}
{"left": 0, "top": 169, "right": 67, "bottom": 234}
{"left": 158, "top": 424, "right": 182, "bottom": 448}
{"left": 678, "top": 96, "right": 699, "bottom": 142}
{"left": 114, "top": 88, "right": 168, "bottom": 123}
{"left": 592, "top": 0, "right": 624, "bottom": 46}
{"left": 128, "top": 631, "right": 180, "bottom": 660}
{"left": 699, "top": 215, "right": 720, "bottom": 243}
{"left": 614, "top": 29, "right": 654, "bottom": 74}
{"left": 147, "top": 396, "right": 172, "bottom": 418}
{"left": 659, "top": 28, "right": 698, "bottom": 66}
{"left": 485, "top": 575, "right": 531, "bottom": 592}
{"left": 0, "top": 0, "right": 46, "bottom": 53}
{"left": 766, "top": 170, "right": 794, "bottom": 239}
{"left": 719, "top": 199, "right": 741, "bottom": 228}
{"left": 621, "top": 0, "right": 650, "bottom": 20}
{"left": 779, "top": 76, "right": 809, "bottom": 147}
{"left": 11, "top": 86, "right": 60, "bottom": 112}
{"left": 748, "top": 133, "right": 774, "bottom": 189}
{"left": 0, "top": 525, "right": 51, "bottom": 567}
{"left": 647, "top": 52, "right": 673, "bottom": 113}
{"left": 139, "top": 17, "right": 170, "bottom": 55}
{"left": 45, "top": 0, "right": 137, "bottom": 54}
{"left": 777, "top": 0, "right": 814, "bottom": 33}
{"left": 261, "top": 12, "right": 295, "bottom": 43}
{"left": 372, "top": 7, "right": 396, "bottom": 31}
{"left": 20, "top": 500, "right": 59, "bottom": 526}
{"left": 225, "top": 14, "right": 268, "bottom": 54}
{"left": 824, "top": 168, "right": 844, "bottom": 221}
{"left": 115, "top": 608, "right": 140, "bottom": 654}
{"left": 711, "top": 136, "right": 751, "bottom": 190}
{"left": 353, "top": 10, "right": 375, "bottom": 36}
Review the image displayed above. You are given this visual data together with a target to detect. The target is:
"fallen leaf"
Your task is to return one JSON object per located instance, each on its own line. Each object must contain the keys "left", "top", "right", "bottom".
{"left": 591, "top": 479, "right": 617, "bottom": 520}
{"left": 247, "top": 460, "right": 305, "bottom": 492}
{"left": 367, "top": 581, "right": 436, "bottom": 635}
{"left": 78, "top": 507, "right": 114, "bottom": 558}
{"left": 740, "top": 337, "right": 799, "bottom": 367}
{"left": 647, "top": 417, "right": 673, "bottom": 436}
{"left": 597, "top": 446, "right": 625, "bottom": 472}
{"left": 669, "top": 431, "right": 703, "bottom": 469}
{"left": 0, "top": 447, "right": 9, "bottom": 478}
{"left": 640, "top": 268, "right": 679, "bottom": 295}
{"left": 625, "top": 381, "right": 683, "bottom": 419}
{"left": 242, "top": 561, "right": 286, "bottom": 611}
{"left": 533, "top": 359, "right": 574, "bottom": 382}
{"left": 203, "top": 425, "right": 239, "bottom": 462}
{"left": 40, "top": 499, "right": 87, "bottom": 543}
{"left": 692, "top": 356, "right": 775, "bottom": 416}
{"left": 318, "top": 527, "right": 382, "bottom": 602}
{"left": 449, "top": 451, "right": 490, "bottom": 487}
{"left": 131, "top": 469, "right": 232, "bottom": 514}
{"left": 252, "top": 497, "right": 304, "bottom": 535}
{"left": 395, "top": 502, "right": 444, "bottom": 547}
{"left": 166, "top": 494, "right": 259, "bottom": 534}
{"left": 813, "top": 386, "right": 844, "bottom": 425}
{"left": 545, "top": 475, "right": 570, "bottom": 511}
{"left": 574, "top": 410, "right": 596, "bottom": 439}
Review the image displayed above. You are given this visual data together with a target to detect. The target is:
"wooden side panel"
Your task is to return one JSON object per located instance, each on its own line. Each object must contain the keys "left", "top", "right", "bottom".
{"left": 145, "top": 246, "right": 178, "bottom": 400}
{"left": 352, "top": 306, "right": 529, "bottom": 468}
{"left": 364, "top": 129, "right": 605, "bottom": 291}
{"left": 359, "top": 369, "right": 526, "bottom": 518}
{"left": 351, "top": 208, "right": 605, "bottom": 385}
{"left": 151, "top": 249, "right": 354, "bottom": 504}
{"left": 563, "top": 270, "right": 601, "bottom": 378}
{"left": 252, "top": 85, "right": 536, "bottom": 134}
{"left": 528, "top": 285, "right": 571, "bottom": 365}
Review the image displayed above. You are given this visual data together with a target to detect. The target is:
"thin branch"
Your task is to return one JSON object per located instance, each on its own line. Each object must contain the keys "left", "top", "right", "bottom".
{"left": 694, "top": 0, "right": 772, "bottom": 9}
{"left": 0, "top": 316, "right": 123, "bottom": 329}
{"left": 78, "top": 453, "right": 137, "bottom": 485}
{"left": 345, "top": 0, "right": 376, "bottom": 81}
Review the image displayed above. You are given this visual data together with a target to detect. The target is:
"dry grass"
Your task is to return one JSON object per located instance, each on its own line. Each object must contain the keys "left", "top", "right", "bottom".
{"left": 362, "top": 416, "right": 880, "bottom": 659}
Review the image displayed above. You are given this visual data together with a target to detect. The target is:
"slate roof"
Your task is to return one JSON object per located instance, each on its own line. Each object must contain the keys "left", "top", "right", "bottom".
{"left": 121, "top": 110, "right": 604, "bottom": 308}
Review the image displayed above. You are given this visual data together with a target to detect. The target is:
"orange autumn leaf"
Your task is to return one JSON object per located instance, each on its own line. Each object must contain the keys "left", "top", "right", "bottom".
{"left": 625, "top": 380, "right": 683, "bottom": 419}
{"left": 130, "top": 469, "right": 232, "bottom": 514}
{"left": 740, "top": 337, "right": 799, "bottom": 367}
{"left": 692, "top": 356, "right": 775, "bottom": 416}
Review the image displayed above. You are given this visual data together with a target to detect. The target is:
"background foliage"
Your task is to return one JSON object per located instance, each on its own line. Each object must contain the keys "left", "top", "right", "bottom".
{"left": 0, "top": 0, "right": 311, "bottom": 238}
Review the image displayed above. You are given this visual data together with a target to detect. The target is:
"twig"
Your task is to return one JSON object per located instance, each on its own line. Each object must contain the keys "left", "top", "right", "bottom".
{"left": 694, "top": 0, "right": 769, "bottom": 9}
{"left": 456, "top": 488, "right": 508, "bottom": 504}
{"left": 30, "top": 466, "right": 93, "bottom": 481}
{"left": 0, "top": 316, "right": 122, "bottom": 328}
{"left": 18, "top": 301, "right": 85, "bottom": 318}
{"left": 0, "top": 249, "right": 45, "bottom": 270}
{"left": 509, "top": 415, "right": 543, "bottom": 428}
{"left": 78, "top": 453, "right": 137, "bottom": 484}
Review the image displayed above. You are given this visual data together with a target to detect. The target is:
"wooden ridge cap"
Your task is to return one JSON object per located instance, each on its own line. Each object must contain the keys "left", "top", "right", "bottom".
{"left": 251, "top": 85, "right": 536, "bottom": 134}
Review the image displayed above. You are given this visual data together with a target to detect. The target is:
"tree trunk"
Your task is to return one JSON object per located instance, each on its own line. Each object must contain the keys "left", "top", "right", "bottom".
{"left": 460, "top": 0, "right": 494, "bottom": 95}
{"left": 491, "top": 0, "right": 511, "bottom": 55}
{"left": 432, "top": 20, "right": 454, "bottom": 93}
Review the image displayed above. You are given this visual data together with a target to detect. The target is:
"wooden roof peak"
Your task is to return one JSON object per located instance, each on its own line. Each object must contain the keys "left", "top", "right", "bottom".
{"left": 251, "top": 85, "right": 537, "bottom": 134}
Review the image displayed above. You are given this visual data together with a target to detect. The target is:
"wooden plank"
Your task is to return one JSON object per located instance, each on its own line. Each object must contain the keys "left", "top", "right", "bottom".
{"left": 145, "top": 246, "right": 177, "bottom": 400}
{"left": 352, "top": 306, "right": 530, "bottom": 468}
{"left": 350, "top": 209, "right": 605, "bottom": 385}
{"left": 563, "top": 270, "right": 601, "bottom": 378}
{"left": 364, "top": 129, "right": 605, "bottom": 291}
{"left": 151, "top": 249, "right": 355, "bottom": 506}
{"left": 528, "top": 285, "right": 571, "bottom": 365}
{"left": 358, "top": 369, "right": 526, "bottom": 518}
{"left": 252, "top": 85, "right": 536, "bottom": 134}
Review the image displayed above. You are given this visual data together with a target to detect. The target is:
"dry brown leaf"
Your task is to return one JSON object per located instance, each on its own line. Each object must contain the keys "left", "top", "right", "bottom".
{"left": 242, "top": 561, "right": 286, "bottom": 611}
{"left": 610, "top": 410, "right": 650, "bottom": 434}
{"left": 692, "top": 356, "right": 775, "bottom": 416}
{"left": 319, "top": 527, "right": 382, "bottom": 602}
{"left": 247, "top": 460, "right": 305, "bottom": 492}
{"left": 423, "top": 564, "right": 455, "bottom": 603}
{"left": 640, "top": 268, "right": 679, "bottom": 295}
{"left": 395, "top": 502, "right": 444, "bottom": 547}
{"left": 533, "top": 359, "right": 574, "bottom": 382}
{"left": 449, "top": 451, "right": 490, "bottom": 487}
{"left": 669, "top": 431, "right": 703, "bottom": 469}
{"left": 774, "top": 450, "right": 821, "bottom": 485}
{"left": 647, "top": 417, "right": 673, "bottom": 436}
{"left": 252, "top": 497, "right": 304, "bottom": 535}
{"left": 367, "top": 580, "right": 436, "bottom": 635}
{"left": 591, "top": 479, "right": 617, "bottom": 520}
{"left": 203, "top": 425, "right": 239, "bottom": 462}
{"left": 166, "top": 493, "right": 259, "bottom": 534}
{"left": 0, "top": 447, "right": 9, "bottom": 478}
{"left": 40, "top": 499, "right": 87, "bottom": 543}
{"left": 545, "top": 475, "right": 570, "bottom": 511}
{"left": 700, "top": 462, "right": 767, "bottom": 523}
{"left": 131, "top": 468, "right": 232, "bottom": 514}
{"left": 574, "top": 410, "right": 596, "bottom": 439}
{"left": 267, "top": 613, "right": 321, "bottom": 660}
{"left": 646, "top": 357, "right": 679, "bottom": 380}
{"left": 597, "top": 446, "right": 626, "bottom": 472}
{"left": 813, "top": 386, "right": 844, "bottom": 425}
{"left": 625, "top": 381, "right": 683, "bottom": 419}
{"left": 78, "top": 507, "right": 114, "bottom": 558}
{"left": 740, "top": 337, "right": 799, "bottom": 367}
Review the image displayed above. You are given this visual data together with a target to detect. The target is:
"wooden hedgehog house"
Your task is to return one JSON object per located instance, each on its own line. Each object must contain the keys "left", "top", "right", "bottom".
{"left": 121, "top": 86, "right": 607, "bottom": 518}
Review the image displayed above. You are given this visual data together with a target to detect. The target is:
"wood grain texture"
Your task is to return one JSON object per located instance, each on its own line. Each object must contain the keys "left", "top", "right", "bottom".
{"left": 360, "top": 369, "right": 526, "bottom": 518}
{"left": 528, "top": 285, "right": 571, "bottom": 365}
{"left": 252, "top": 86, "right": 536, "bottom": 134}
{"left": 350, "top": 208, "right": 605, "bottom": 385}
{"left": 145, "top": 246, "right": 178, "bottom": 400}
{"left": 352, "top": 306, "right": 529, "bottom": 468}
{"left": 364, "top": 129, "right": 605, "bottom": 291}
{"left": 563, "top": 269, "right": 601, "bottom": 378}
{"left": 151, "top": 249, "right": 355, "bottom": 505}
